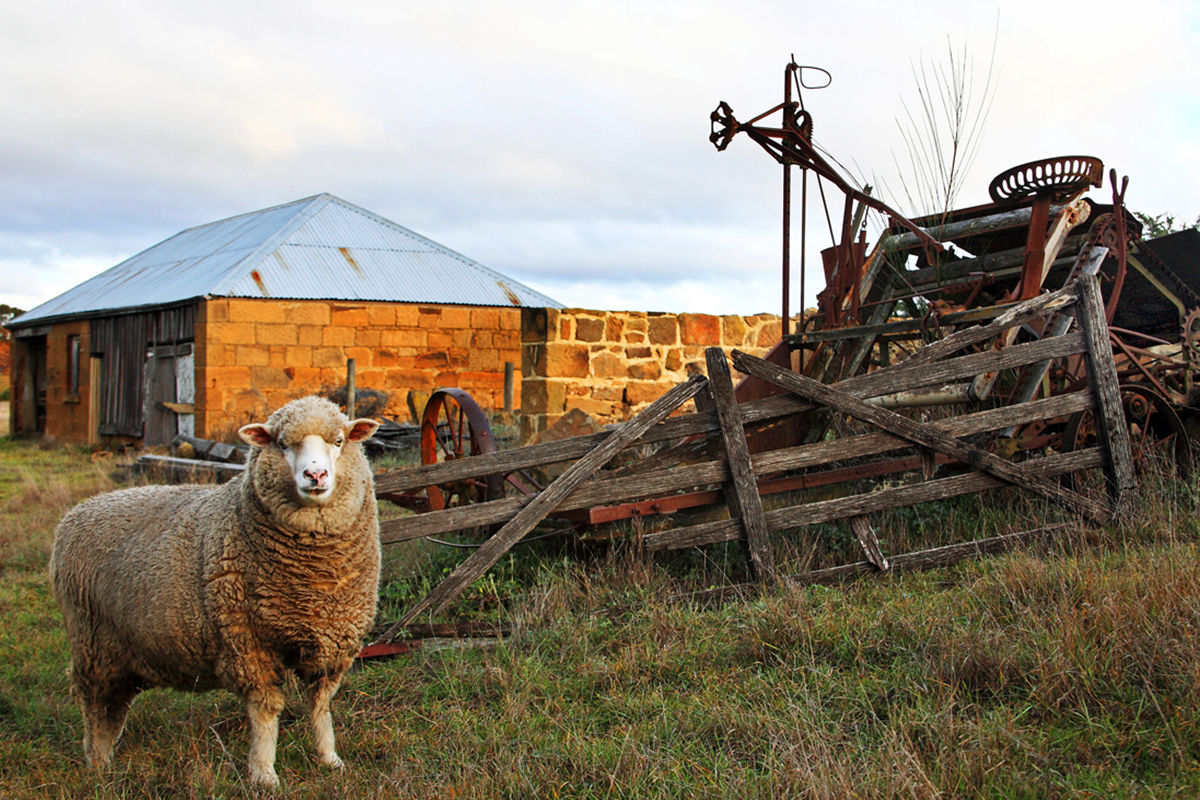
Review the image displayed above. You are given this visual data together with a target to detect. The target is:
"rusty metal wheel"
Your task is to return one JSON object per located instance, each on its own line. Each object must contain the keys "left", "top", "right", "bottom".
{"left": 420, "top": 388, "right": 503, "bottom": 510}
{"left": 1062, "top": 385, "right": 1193, "bottom": 491}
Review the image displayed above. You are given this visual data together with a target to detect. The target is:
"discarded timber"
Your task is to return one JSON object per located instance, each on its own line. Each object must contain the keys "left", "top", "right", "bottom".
{"left": 132, "top": 454, "right": 246, "bottom": 482}
{"left": 683, "top": 524, "right": 1075, "bottom": 605}
{"left": 377, "top": 374, "right": 708, "bottom": 638}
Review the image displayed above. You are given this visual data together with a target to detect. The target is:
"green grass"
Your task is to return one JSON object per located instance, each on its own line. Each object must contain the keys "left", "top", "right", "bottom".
{"left": 3, "top": 437, "right": 1200, "bottom": 797}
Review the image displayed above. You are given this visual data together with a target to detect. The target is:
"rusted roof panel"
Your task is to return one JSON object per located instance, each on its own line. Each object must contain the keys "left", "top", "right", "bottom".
{"left": 12, "top": 194, "right": 561, "bottom": 326}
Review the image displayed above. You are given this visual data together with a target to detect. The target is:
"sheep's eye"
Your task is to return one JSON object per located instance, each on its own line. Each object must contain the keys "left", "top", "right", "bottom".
{"left": 335, "top": 437, "right": 345, "bottom": 447}
{"left": 278, "top": 442, "right": 289, "bottom": 452}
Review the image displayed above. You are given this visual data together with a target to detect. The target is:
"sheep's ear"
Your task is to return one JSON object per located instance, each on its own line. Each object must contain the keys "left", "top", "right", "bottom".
{"left": 347, "top": 419, "right": 379, "bottom": 442}
{"left": 239, "top": 423, "right": 274, "bottom": 448}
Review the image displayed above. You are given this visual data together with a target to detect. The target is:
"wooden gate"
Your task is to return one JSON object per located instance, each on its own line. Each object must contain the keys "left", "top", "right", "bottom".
{"left": 374, "top": 274, "right": 1137, "bottom": 637}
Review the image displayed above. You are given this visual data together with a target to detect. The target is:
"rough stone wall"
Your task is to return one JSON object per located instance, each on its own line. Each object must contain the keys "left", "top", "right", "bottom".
{"left": 196, "top": 298, "right": 521, "bottom": 436}
{"left": 520, "top": 307, "right": 786, "bottom": 441}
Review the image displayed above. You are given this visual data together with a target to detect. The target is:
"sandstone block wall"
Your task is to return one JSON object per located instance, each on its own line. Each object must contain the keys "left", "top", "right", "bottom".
{"left": 196, "top": 298, "right": 522, "bottom": 435}
{"left": 520, "top": 307, "right": 787, "bottom": 441}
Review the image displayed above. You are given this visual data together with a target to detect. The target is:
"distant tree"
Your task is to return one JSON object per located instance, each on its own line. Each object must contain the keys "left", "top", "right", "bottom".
{"left": 1133, "top": 211, "right": 1200, "bottom": 239}
{"left": 0, "top": 304, "right": 24, "bottom": 342}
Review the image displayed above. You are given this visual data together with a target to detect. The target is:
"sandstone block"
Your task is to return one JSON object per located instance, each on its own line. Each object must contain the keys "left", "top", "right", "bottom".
{"left": 229, "top": 298, "right": 287, "bottom": 324}
{"left": 367, "top": 304, "right": 395, "bottom": 327}
{"left": 624, "top": 380, "right": 675, "bottom": 406}
{"left": 471, "top": 307, "right": 500, "bottom": 329}
{"left": 330, "top": 307, "right": 369, "bottom": 328}
{"left": 575, "top": 316, "right": 605, "bottom": 342}
{"left": 648, "top": 315, "right": 678, "bottom": 345}
{"left": 395, "top": 304, "right": 420, "bottom": 327}
{"left": 298, "top": 325, "right": 323, "bottom": 346}
{"left": 545, "top": 343, "right": 589, "bottom": 379}
{"left": 236, "top": 345, "right": 269, "bottom": 367}
{"left": 680, "top": 313, "right": 721, "bottom": 346}
{"left": 440, "top": 306, "right": 472, "bottom": 329}
{"left": 522, "top": 378, "right": 567, "bottom": 414}
{"left": 322, "top": 326, "right": 355, "bottom": 347}
{"left": 590, "top": 351, "right": 625, "bottom": 379}
{"left": 210, "top": 322, "right": 256, "bottom": 345}
{"left": 285, "top": 303, "right": 331, "bottom": 326}
{"left": 626, "top": 360, "right": 662, "bottom": 380}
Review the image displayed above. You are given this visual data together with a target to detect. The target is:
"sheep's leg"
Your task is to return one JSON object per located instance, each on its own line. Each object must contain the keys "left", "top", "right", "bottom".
{"left": 245, "top": 686, "right": 286, "bottom": 788}
{"left": 303, "top": 673, "right": 345, "bottom": 769}
{"left": 72, "top": 669, "right": 139, "bottom": 770}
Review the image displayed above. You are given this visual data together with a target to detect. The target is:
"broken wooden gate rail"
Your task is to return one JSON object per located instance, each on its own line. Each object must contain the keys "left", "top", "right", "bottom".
{"left": 373, "top": 274, "right": 1136, "bottom": 638}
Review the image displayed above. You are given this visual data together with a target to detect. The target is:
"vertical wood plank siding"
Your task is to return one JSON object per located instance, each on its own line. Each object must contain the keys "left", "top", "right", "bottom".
{"left": 90, "top": 304, "right": 196, "bottom": 436}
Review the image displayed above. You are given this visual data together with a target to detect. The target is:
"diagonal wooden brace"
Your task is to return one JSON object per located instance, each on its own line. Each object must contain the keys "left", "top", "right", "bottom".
{"left": 730, "top": 350, "right": 1110, "bottom": 523}
{"left": 379, "top": 374, "right": 710, "bottom": 638}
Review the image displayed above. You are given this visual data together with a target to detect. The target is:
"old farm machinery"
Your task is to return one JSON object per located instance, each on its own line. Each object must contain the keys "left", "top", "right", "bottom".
{"left": 367, "top": 61, "right": 1199, "bottom": 645}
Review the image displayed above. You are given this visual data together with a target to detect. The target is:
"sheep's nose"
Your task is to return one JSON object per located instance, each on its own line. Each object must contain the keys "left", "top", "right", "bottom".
{"left": 303, "top": 467, "right": 329, "bottom": 487}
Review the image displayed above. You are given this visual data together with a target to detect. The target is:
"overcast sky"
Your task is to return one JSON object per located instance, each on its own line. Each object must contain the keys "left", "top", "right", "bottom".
{"left": 3, "top": 1, "right": 1197, "bottom": 316}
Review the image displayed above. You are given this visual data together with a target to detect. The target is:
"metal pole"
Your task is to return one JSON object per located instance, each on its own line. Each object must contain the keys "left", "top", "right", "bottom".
{"left": 346, "top": 358, "right": 356, "bottom": 419}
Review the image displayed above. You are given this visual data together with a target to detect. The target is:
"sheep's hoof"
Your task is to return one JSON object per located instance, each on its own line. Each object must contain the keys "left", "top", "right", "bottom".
{"left": 249, "top": 767, "right": 281, "bottom": 789}
{"left": 322, "top": 753, "right": 345, "bottom": 770}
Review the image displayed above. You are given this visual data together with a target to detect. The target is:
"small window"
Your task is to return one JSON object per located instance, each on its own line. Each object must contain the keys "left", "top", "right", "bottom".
{"left": 67, "top": 335, "right": 81, "bottom": 395}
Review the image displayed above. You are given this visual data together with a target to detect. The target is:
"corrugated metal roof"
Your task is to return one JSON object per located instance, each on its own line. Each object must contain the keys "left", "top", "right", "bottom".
{"left": 12, "top": 194, "right": 562, "bottom": 326}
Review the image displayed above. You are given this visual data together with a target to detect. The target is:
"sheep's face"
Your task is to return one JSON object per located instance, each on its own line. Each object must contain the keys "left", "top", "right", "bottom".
{"left": 240, "top": 409, "right": 379, "bottom": 507}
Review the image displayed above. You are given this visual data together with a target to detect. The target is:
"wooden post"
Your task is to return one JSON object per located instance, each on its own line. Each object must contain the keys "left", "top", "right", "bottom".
{"left": 504, "top": 361, "right": 514, "bottom": 414}
{"left": 346, "top": 358, "right": 357, "bottom": 419}
{"left": 380, "top": 374, "right": 709, "bottom": 636}
{"left": 705, "top": 348, "right": 776, "bottom": 581}
{"left": 1075, "top": 274, "right": 1138, "bottom": 520}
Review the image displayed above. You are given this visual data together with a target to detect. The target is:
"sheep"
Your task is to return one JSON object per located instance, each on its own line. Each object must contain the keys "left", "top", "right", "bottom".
{"left": 49, "top": 396, "right": 381, "bottom": 787}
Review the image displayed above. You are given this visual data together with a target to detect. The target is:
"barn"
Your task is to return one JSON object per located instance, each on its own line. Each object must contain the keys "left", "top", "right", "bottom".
{"left": 6, "top": 193, "right": 561, "bottom": 445}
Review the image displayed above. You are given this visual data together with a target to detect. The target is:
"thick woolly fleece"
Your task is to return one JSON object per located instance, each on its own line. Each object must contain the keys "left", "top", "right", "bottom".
{"left": 49, "top": 397, "right": 380, "bottom": 782}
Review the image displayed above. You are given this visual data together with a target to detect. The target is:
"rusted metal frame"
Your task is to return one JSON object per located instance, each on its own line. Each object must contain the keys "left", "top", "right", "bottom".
{"left": 1103, "top": 170, "right": 1131, "bottom": 323}
{"left": 379, "top": 375, "right": 709, "bottom": 636}
{"left": 1015, "top": 196, "right": 1053, "bottom": 300}
{"left": 731, "top": 349, "right": 1108, "bottom": 521}
{"left": 735, "top": 124, "right": 943, "bottom": 252}
{"left": 644, "top": 448, "right": 1105, "bottom": 551}
{"left": 705, "top": 348, "right": 776, "bottom": 581}
{"left": 381, "top": 389, "right": 1096, "bottom": 545}
{"left": 1075, "top": 275, "right": 1139, "bottom": 520}
{"left": 1108, "top": 330, "right": 1176, "bottom": 402}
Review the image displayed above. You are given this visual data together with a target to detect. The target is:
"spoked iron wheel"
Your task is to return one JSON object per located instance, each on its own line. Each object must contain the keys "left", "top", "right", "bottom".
{"left": 420, "top": 388, "right": 504, "bottom": 510}
{"left": 1063, "top": 385, "right": 1193, "bottom": 492}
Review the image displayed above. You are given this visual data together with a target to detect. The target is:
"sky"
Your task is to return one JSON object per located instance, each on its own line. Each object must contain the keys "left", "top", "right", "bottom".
{"left": 3, "top": 0, "right": 1197, "bottom": 317}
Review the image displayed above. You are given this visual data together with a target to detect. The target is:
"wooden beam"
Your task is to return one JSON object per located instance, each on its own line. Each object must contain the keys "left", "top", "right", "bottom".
{"left": 378, "top": 374, "right": 709, "bottom": 636}
{"left": 1076, "top": 274, "right": 1139, "bottom": 520}
{"left": 706, "top": 348, "right": 775, "bottom": 581}
{"left": 644, "top": 448, "right": 1104, "bottom": 551}
{"left": 731, "top": 349, "right": 1108, "bottom": 522}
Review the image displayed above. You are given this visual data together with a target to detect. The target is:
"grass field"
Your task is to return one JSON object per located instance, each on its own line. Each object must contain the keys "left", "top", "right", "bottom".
{"left": 2, "top": 436, "right": 1200, "bottom": 798}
